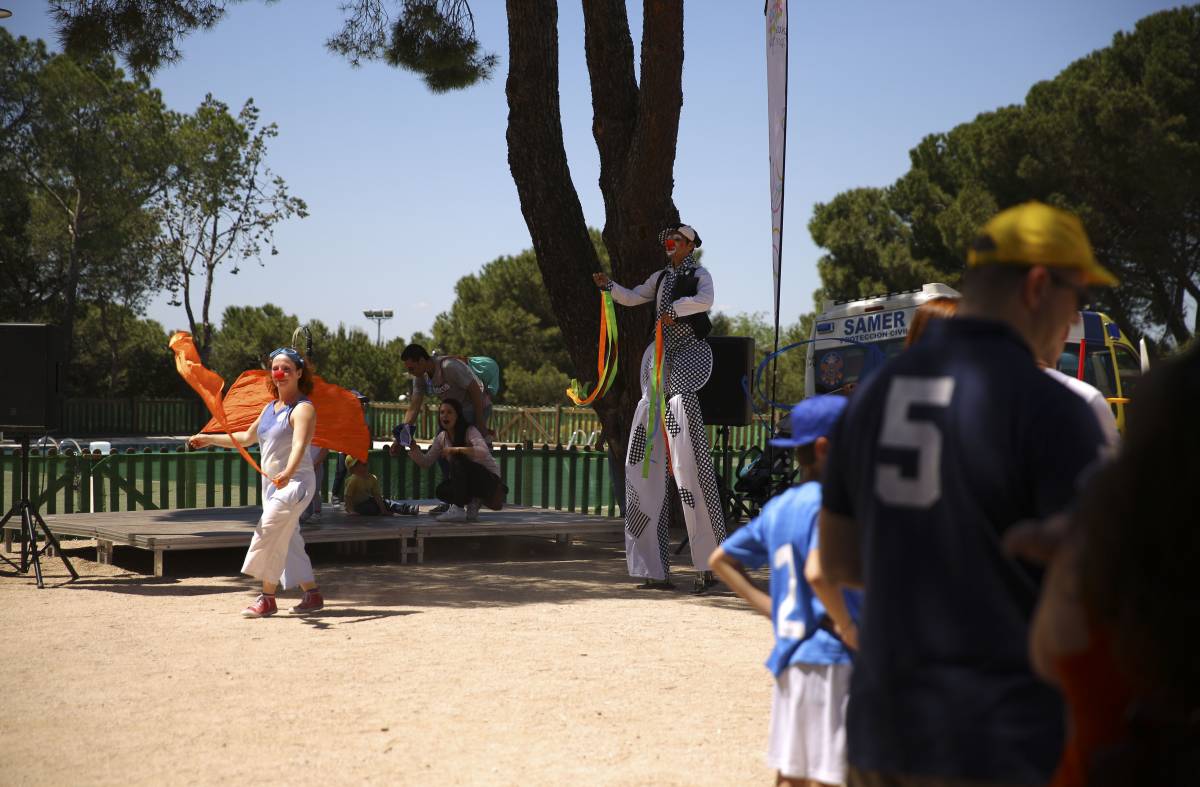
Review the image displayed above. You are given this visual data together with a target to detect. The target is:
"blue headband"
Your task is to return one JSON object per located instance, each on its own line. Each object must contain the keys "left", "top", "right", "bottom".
{"left": 268, "top": 347, "right": 306, "bottom": 369}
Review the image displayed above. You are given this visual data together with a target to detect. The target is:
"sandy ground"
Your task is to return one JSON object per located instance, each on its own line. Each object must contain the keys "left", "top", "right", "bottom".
{"left": 1, "top": 533, "right": 775, "bottom": 786}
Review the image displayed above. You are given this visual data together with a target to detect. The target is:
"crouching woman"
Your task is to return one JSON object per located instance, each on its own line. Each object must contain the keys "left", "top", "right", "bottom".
{"left": 406, "top": 398, "right": 506, "bottom": 522}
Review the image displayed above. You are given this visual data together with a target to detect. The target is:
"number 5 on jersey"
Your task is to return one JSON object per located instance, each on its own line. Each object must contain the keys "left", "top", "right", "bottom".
{"left": 875, "top": 376, "right": 955, "bottom": 508}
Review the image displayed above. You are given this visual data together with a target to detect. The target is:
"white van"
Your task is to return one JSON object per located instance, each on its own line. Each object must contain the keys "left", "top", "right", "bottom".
{"left": 805, "top": 283, "right": 961, "bottom": 397}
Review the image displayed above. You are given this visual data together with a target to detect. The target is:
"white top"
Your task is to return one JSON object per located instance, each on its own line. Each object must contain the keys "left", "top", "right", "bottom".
{"left": 1043, "top": 367, "right": 1120, "bottom": 450}
{"left": 608, "top": 263, "right": 714, "bottom": 318}
{"left": 409, "top": 426, "right": 500, "bottom": 477}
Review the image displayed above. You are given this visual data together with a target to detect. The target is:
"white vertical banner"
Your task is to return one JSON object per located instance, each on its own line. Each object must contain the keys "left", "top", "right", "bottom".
{"left": 765, "top": 0, "right": 788, "bottom": 360}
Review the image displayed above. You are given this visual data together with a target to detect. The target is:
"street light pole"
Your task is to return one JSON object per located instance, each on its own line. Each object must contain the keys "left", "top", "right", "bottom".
{"left": 363, "top": 309, "right": 394, "bottom": 347}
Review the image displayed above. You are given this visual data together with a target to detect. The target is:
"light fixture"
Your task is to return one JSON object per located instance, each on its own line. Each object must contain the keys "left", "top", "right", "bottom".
{"left": 363, "top": 309, "right": 394, "bottom": 347}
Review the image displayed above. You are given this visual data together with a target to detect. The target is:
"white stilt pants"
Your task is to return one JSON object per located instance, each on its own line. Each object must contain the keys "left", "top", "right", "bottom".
{"left": 623, "top": 388, "right": 727, "bottom": 580}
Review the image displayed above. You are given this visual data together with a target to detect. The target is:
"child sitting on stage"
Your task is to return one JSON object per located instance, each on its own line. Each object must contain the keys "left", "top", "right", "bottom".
{"left": 343, "top": 455, "right": 418, "bottom": 516}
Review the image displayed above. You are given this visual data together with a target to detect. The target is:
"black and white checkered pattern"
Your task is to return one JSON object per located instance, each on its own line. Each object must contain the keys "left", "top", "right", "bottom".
{"left": 618, "top": 252, "right": 724, "bottom": 580}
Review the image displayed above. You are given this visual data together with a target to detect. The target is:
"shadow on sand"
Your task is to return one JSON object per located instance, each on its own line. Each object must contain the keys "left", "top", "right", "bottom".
{"left": 39, "top": 531, "right": 761, "bottom": 616}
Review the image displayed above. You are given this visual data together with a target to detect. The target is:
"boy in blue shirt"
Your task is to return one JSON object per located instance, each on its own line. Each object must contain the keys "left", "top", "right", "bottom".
{"left": 710, "top": 395, "right": 859, "bottom": 787}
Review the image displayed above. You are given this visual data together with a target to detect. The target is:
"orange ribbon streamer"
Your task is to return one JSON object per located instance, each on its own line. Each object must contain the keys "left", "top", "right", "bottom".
{"left": 169, "top": 332, "right": 268, "bottom": 479}
{"left": 198, "top": 372, "right": 370, "bottom": 464}
{"left": 566, "top": 290, "right": 620, "bottom": 406}
{"left": 170, "top": 332, "right": 371, "bottom": 476}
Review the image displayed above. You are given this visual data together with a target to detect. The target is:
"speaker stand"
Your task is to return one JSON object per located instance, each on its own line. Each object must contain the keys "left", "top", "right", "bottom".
{"left": 0, "top": 435, "right": 79, "bottom": 588}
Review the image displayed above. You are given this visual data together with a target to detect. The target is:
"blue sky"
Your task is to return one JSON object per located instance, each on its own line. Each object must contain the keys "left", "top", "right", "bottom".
{"left": 4, "top": 0, "right": 1178, "bottom": 344}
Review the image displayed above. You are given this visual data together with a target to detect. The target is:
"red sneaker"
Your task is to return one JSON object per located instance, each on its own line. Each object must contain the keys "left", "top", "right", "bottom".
{"left": 242, "top": 593, "right": 277, "bottom": 618}
{"left": 291, "top": 589, "right": 324, "bottom": 614}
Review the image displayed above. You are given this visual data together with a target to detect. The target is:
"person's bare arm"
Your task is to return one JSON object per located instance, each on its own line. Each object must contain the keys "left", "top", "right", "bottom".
{"left": 818, "top": 507, "right": 864, "bottom": 590}
{"left": 189, "top": 411, "right": 262, "bottom": 450}
{"left": 709, "top": 546, "right": 772, "bottom": 619}
{"left": 805, "top": 545, "right": 859, "bottom": 650}
{"left": 404, "top": 389, "right": 424, "bottom": 426}
{"left": 406, "top": 433, "right": 442, "bottom": 468}
{"left": 1029, "top": 534, "right": 1090, "bottom": 686}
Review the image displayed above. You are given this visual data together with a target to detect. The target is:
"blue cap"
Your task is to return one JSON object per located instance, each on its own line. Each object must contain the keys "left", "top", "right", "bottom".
{"left": 769, "top": 395, "right": 847, "bottom": 448}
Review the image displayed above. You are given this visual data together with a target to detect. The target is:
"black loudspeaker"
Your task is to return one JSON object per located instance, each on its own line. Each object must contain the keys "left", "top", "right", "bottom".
{"left": 699, "top": 335, "right": 754, "bottom": 427}
{"left": 0, "top": 323, "right": 64, "bottom": 433}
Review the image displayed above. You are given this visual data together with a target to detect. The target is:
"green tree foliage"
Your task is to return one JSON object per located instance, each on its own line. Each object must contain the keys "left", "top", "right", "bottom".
{"left": 502, "top": 362, "right": 571, "bottom": 406}
{"left": 207, "top": 303, "right": 410, "bottom": 401}
{"left": 809, "top": 7, "right": 1200, "bottom": 349}
{"left": 809, "top": 187, "right": 947, "bottom": 304}
{"left": 54, "top": 1, "right": 498, "bottom": 90}
{"left": 430, "top": 229, "right": 609, "bottom": 405}
{"left": 208, "top": 303, "right": 300, "bottom": 384}
{"left": 0, "top": 29, "right": 173, "bottom": 366}
{"left": 307, "top": 323, "right": 409, "bottom": 402}
{"left": 51, "top": 0, "right": 228, "bottom": 73}
{"left": 50, "top": 0, "right": 692, "bottom": 481}
{"left": 157, "top": 95, "right": 307, "bottom": 364}
{"left": 71, "top": 304, "right": 185, "bottom": 398}
{"left": 0, "top": 31, "right": 304, "bottom": 393}
{"left": 327, "top": 0, "right": 497, "bottom": 92}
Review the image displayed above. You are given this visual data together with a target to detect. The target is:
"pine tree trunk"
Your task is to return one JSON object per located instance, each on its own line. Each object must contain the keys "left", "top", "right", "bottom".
{"left": 506, "top": 0, "right": 687, "bottom": 502}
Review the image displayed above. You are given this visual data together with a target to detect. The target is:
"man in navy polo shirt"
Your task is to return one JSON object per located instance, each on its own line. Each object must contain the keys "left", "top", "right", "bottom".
{"left": 818, "top": 202, "right": 1118, "bottom": 787}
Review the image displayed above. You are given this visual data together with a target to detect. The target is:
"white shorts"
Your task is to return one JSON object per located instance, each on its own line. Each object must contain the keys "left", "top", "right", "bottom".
{"left": 768, "top": 662, "right": 853, "bottom": 784}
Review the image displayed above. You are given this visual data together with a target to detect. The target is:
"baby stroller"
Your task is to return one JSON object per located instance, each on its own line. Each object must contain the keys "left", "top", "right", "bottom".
{"left": 717, "top": 419, "right": 800, "bottom": 530}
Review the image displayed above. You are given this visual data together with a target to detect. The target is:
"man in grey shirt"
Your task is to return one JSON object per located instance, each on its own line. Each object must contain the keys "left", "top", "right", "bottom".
{"left": 398, "top": 344, "right": 491, "bottom": 437}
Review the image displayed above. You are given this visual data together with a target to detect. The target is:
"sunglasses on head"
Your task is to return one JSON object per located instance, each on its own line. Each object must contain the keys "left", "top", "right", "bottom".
{"left": 268, "top": 347, "right": 305, "bottom": 369}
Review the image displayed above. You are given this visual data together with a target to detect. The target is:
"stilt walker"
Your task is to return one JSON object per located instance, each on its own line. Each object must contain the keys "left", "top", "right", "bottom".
{"left": 593, "top": 224, "right": 727, "bottom": 592}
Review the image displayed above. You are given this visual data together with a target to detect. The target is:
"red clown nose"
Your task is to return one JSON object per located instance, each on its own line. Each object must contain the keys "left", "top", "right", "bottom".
{"left": 665, "top": 239, "right": 677, "bottom": 253}
{"left": 272, "top": 369, "right": 287, "bottom": 381}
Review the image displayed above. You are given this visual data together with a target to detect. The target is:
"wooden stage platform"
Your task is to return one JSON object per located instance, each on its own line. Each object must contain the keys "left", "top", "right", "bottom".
{"left": 2, "top": 505, "right": 625, "bottom": 577}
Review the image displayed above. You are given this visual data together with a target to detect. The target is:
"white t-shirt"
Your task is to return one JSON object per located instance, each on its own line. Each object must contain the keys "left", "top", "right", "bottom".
{"left": 1043, "top": 367, "right": 1120, "bottom": 450}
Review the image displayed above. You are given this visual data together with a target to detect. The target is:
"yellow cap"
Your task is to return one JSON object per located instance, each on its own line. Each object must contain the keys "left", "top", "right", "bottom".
{"left": 344, "top": 454, "right": 359, "bottom": 469}
{"left": 966, "top": 201, "right": 1118, "bottom": 287}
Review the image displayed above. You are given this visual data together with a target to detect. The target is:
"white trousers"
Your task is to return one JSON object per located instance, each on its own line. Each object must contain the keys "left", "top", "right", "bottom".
{"left": 242, "top": 475, "right": 316, "bottom": 587}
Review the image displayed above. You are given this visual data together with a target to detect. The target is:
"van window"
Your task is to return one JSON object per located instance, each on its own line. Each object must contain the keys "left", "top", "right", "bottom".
{"left": 1112, "top": 343, "right": 1142, "bottom": 399}
{"left": 812, "top": 339, "right": 905, "bottom": 394}
{"left": 1057, "top": 343, "right": 1117, "bottom": 398}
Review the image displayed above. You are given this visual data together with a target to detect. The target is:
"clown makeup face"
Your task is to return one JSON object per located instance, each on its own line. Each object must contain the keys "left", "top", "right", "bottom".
{"left": 270, "top": 355, "right": 301, "bottom": 395}
{"left": 664, "top": 231, "right": 693, "bottom": 266}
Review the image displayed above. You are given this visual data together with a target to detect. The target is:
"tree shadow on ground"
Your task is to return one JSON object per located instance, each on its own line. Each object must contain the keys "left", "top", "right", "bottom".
{"left": 65, "top": 576, "right": 242, "bottom": 596}
{"left": 22, "top": 532, "right": 767, "bottom": 615}
{"left": 313, "top": 537, "right": 768, "bottom": 613}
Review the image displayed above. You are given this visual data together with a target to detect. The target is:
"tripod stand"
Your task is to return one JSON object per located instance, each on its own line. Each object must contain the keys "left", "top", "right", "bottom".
{"left": 0, "top": 434, "right": 78, "bottom": 588}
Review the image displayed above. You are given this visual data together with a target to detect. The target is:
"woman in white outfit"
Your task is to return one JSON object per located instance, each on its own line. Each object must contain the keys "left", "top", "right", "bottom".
{"left": 189, "top": 347, "right": 324, "bottom": 617}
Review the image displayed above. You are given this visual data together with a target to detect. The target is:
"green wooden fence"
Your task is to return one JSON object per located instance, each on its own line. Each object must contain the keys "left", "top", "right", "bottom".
{"left": 0, "top": 436, "right": 768, "bottom": 522}
{"left": 0, "top": 444, "right": 624, "bottom": 519}
{"left": 55, "top": 399, "right": 775, "bottom": 450}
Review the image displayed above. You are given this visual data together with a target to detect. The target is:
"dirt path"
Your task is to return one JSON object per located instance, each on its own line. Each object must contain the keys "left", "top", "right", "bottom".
{"left": 1, "top": 536, "right": 774, "bottom": 786}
